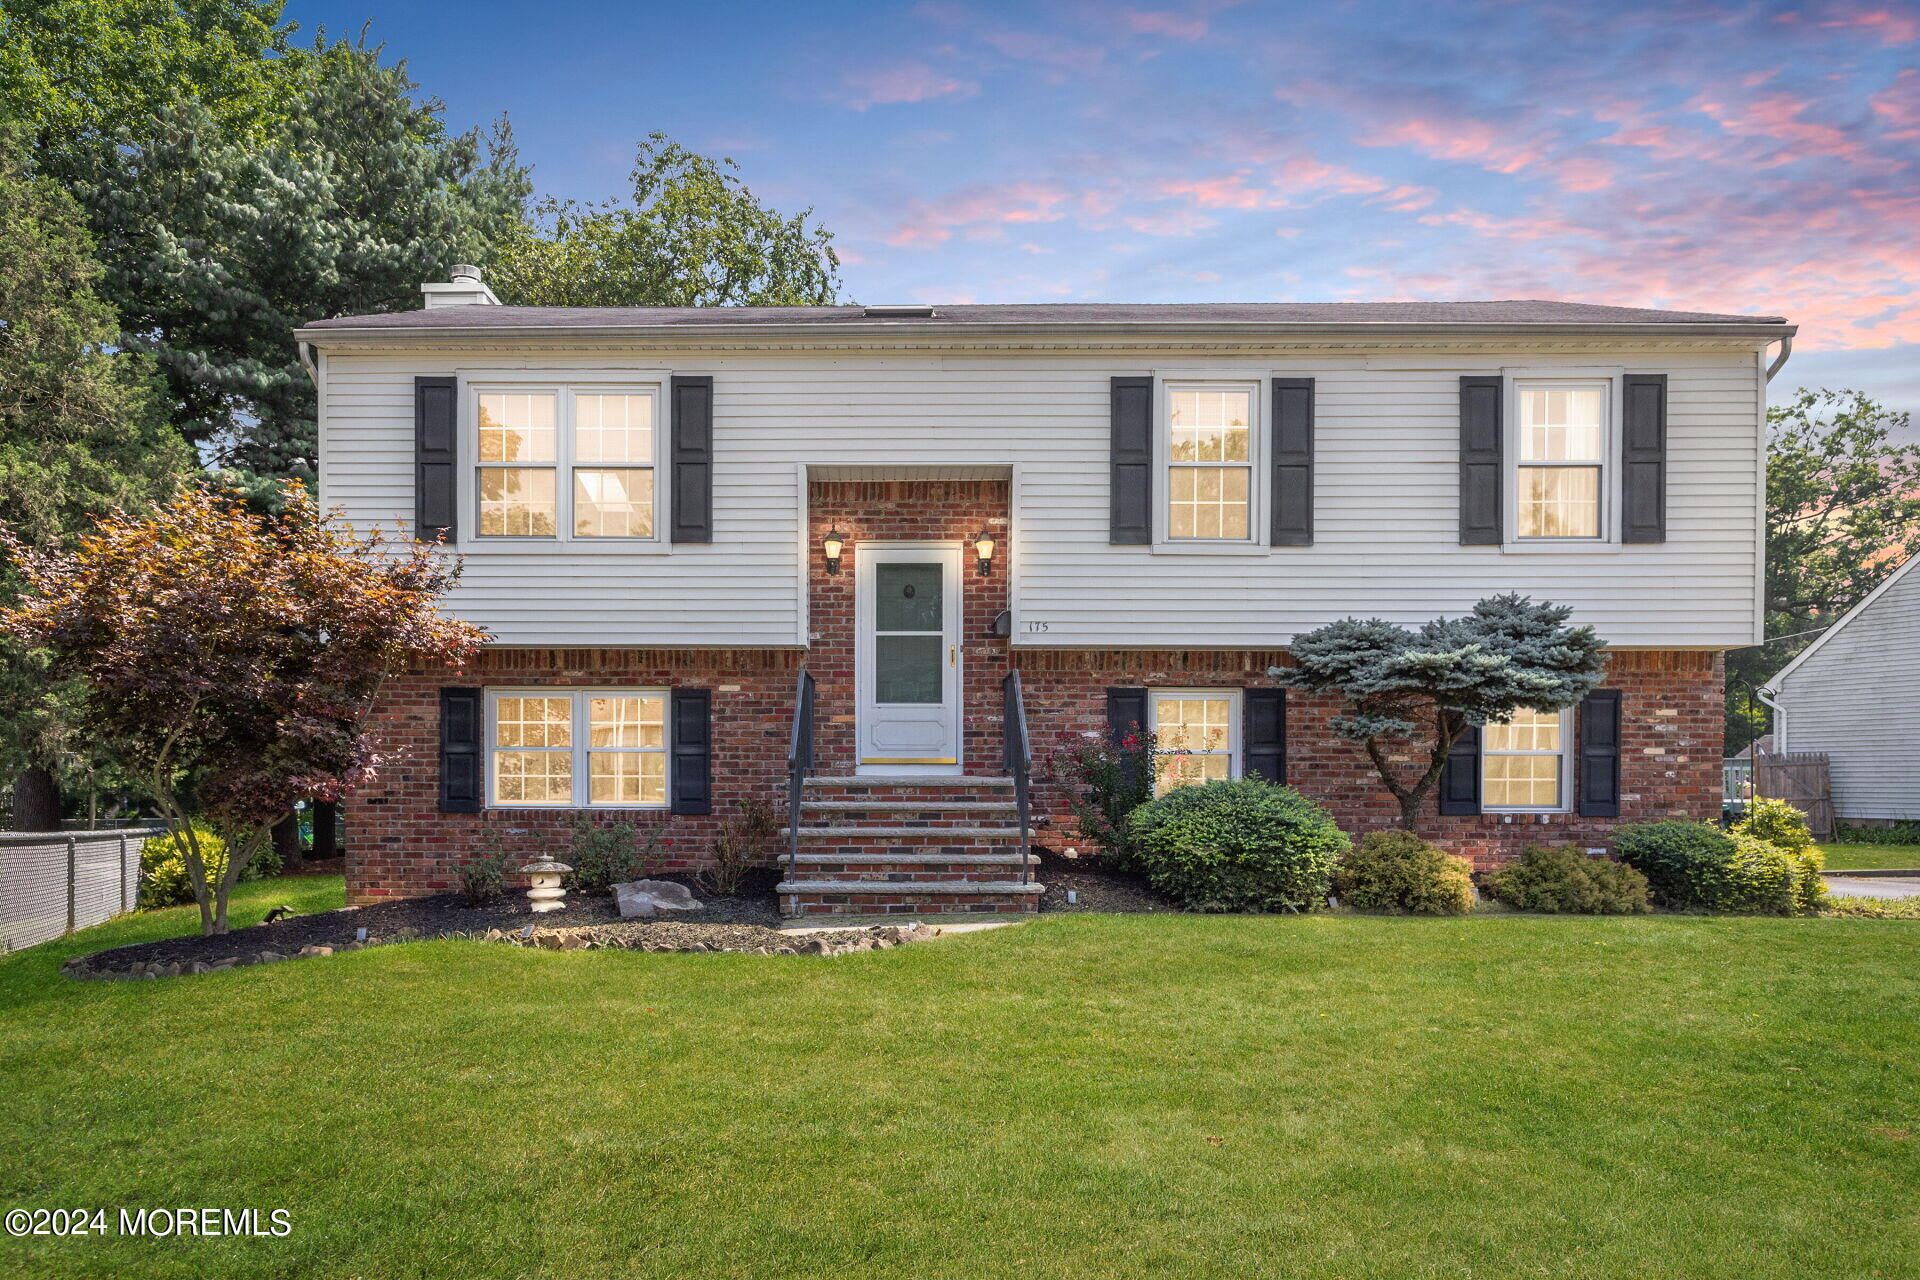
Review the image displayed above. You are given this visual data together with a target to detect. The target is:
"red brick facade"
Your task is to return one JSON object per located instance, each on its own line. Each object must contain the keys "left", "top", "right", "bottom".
{"left": 343, "top": 478, "right": 1725, "bottom": 900}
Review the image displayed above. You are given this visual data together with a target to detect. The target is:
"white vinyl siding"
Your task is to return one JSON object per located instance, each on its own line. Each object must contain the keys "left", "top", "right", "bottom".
{"left": 1771, "top": 557, "right": 1920, "bottom": 821}
{"left": 314, "top": 343, "right": 1764, "bottom": 649}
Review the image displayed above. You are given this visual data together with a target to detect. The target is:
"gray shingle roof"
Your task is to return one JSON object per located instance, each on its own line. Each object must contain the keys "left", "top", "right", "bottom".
{"left": 301, "top": 299, "right": 1788, "bottom": 332}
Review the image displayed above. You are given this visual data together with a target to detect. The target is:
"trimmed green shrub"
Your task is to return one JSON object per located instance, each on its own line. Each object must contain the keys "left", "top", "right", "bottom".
{"left": 1332, "top": 830, "right": 1474, "bottom": 915}
{"left": 459, "top": 831, "right": 512, "bottom": 906}
{"left": 1486, "top": 845, "right": 1650, "bottom": 914}
{"left": 138, "top": 823, "right": 279, "bottom": 909}
{"left": 564, "top": 814, "right": 659, "bottom": 894}
{"left": 1612, "top": 820, "right": 1738, "bottom": 910}
{"left": 1734, "top": 797, "right": 1815, "bottom": 856}
{"left": 1128, "top": 778, "right": 1348, "bottom": 912}
{"left": 1614, "top": 817, "right": 1821, "bottom": 915}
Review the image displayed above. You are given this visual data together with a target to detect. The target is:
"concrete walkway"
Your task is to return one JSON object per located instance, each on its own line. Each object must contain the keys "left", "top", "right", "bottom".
{"left": 1825, "top": 875, "right": 1920, "bottom": 900}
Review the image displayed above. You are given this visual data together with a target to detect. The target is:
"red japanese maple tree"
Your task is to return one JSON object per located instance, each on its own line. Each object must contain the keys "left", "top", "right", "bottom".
{"left": 2, "top": 484, "right": 484, "bottom": 933}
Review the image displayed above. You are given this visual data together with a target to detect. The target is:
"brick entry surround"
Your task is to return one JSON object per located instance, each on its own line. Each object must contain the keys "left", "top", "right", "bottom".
{"left": 343, "top": 477, "right": 1724, "bottom": 900}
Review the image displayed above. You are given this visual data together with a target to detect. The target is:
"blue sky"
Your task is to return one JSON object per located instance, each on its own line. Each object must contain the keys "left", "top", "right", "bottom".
{"left": 289, "top": 0, "right": 1920, "bottom": 424}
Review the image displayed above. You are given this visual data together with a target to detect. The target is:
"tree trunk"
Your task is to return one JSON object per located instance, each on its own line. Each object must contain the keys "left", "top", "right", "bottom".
{"left": 311, "top": 800, "right": 338, "bottom": 861}
{"left": 272, "top": 811, "right": 304, "bottom": 870}
{"left": 10, "top": 766, "right": 61, "bottom": 832}
{"left": 1397, "top": 792, "right": 1423, "bottom": 832}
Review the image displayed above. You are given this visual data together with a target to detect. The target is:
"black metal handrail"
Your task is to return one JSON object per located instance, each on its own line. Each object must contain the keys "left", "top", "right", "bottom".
{"left": 1002, "top": 669, "right": 1033, "bottom": 885}
{"left": 785, "top": 667, "right": 816, "bottom": 877}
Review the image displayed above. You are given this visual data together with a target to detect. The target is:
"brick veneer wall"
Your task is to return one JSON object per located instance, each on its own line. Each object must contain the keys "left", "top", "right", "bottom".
{"left": 1014, "top": 647, "right": 1724, "bottom": 869}
{"left": 343, "top": 647, "right": 801, "bottom": 903}
{"left": 806, "top": 479, "right": 1012, "bottom": 775}
{"left": 348, "top": 641, "right": 1720, "bottom": 899}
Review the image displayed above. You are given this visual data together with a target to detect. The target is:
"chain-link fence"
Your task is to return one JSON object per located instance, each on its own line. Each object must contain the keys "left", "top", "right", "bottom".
{"left": 0, "top": 827, "right": 164, "bottom": 952}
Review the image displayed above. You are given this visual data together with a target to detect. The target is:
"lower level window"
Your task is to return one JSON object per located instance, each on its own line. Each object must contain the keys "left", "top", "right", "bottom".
{"left": 1482, "top": 706, "right": 1569, "bottom": 810}
{"left": 488, "top": 689, "right": 668, "bottom": 807}
{"left": 1149, "top": 689, "right": 1240, "bottom": 795}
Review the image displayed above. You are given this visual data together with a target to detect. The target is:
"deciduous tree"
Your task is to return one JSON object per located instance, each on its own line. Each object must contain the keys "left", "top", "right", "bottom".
{"left": 2, "top": 485, "right": 485, "bottom": 933}
{"left": 1278, "top": 595, "right": 1608, "bottom": 831}
{"left": 490, "top": 133, "right": 839, "bottom": 308}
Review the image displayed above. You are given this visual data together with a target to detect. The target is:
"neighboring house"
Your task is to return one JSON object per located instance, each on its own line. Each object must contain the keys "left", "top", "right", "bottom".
{"left": 297, "top": 270, "right": 1789, "bottom": 915}
{"left": 1764, "top": 551, "right": 1920, "bottom": 823}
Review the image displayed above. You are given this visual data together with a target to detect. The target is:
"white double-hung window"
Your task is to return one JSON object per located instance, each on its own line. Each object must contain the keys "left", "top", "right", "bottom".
{"left": 1149, "top": 689, "right": 1241, "bottom": 795}
{"left": 1513, "top": 381, "right": 1608, "bottom": 540}
{"left": 488, "top": 689, "right": 669, "bottom": 808}
{"left": 1481, "top": 706, "right": 1571, "bottom": 811}
{"left": 1165, "top": 384, "right": 1256, "bottom": 541}
{"left": 475, "top": 387, "right": 658, "bottom": 539}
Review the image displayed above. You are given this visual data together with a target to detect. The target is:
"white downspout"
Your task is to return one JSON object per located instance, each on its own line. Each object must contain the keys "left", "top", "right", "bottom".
{"left": 1757, "top": 687, "right": 1787, "bottom": 752}
{"left": 1764, "top": 334, "right": 1794, "bottom": 383}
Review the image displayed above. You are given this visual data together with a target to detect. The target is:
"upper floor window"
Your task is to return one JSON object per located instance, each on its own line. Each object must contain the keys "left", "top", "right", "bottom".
{"left": 1482, "top": 706, "right": 1570, "bottom": 811}
{"left": 1514, "top": 382, "right": 1607, "bottom": 540}
{"left": 488, "top": 688, "right": 668, "bottom": 808}
{"left": 475, "top": 387, "right": 657, "bottom": 539}
{"left": 1166, "top": 384, "right": 1255, "bottom": 541}
{"left": 1149, "top": 688, "right": 1241, "bottom": 795}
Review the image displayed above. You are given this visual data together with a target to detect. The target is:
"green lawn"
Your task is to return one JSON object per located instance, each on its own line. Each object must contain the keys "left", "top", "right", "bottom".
{"left": 3, "top": 878, "right": 1919, "bottom": 1280}
{"left": 1820, "top": 843, "right": 1920, "bottom": 871}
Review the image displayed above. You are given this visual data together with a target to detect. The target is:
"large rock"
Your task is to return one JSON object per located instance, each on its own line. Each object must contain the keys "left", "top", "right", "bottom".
{"left": 614, "top": 879, "right": 703, "bottom": 919}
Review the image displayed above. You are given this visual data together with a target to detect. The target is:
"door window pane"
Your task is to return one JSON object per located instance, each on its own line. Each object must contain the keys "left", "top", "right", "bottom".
{"left": 573, "top": 469, "right": 654, "bottom": 537}
{"left": 875, "top": 634, "right": 943, "bottom": 703}
{"left": 875, "top": 562, "right": 943, "bottom": 632}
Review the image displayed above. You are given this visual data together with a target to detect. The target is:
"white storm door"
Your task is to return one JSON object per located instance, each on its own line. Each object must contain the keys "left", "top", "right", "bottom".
{"left": 855, "top": 543, "right": 962, "bottom": 772}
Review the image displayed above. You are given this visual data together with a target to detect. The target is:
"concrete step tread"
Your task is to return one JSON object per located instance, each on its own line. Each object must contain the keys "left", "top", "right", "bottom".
{"left": 790, "top": 851, "right": 1027, "bottom": 865}
{"left": 782, "top": 825, "right": 1021, "bottom": 839}
{"left": 804, "top": 775, "right": 1015, "bottom": 788}
{"left": 800, "top": 799, "right": 1018, "bottom": 811}
{"left": 777, "top": 879, "right": 1044, "bottom": 895}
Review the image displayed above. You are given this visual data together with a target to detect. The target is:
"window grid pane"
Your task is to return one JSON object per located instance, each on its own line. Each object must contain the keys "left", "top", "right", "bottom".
{"left": 491, "top": 692, "right": 670, "bottom": 808}
{"left": 479, "top": 468, "right": 557, "bottom": 537}
{"left": 589, "top": 752, "right": 666, "bottom": 806}
{"left": 574, "top": 394, "right": 654, "bottom": 464}
{"left": 588, "top": 696, "right": 665, "bottom": 749}
{"left": 1152, "top": 695, "right": 1234, "bottom": 796}
{"left": 495, "top": 697, "right": 572, "bottom": 749}
{"left": 1483, "top": 707, "right": 1564, "bottom": 809}
{"left": 478, "top": 394, "right": 556, "bottom": 462}
{"left": 573, "top": 469, "right": 654, "bottom": 538}
{"left": 1520, "top": 388, "right": 1603, "bottom": 462}
{"left": 1517, "top": 466, "right": 1599, "bottom": 538}
{"left": 1170, "top": 390, "right": 1252, "bottom": 463}
{"left": 494, "top": 751, "right": 572, "bottom": 804}
{"left": 1169, "top": 466, "right": 1251, "bottom": 539}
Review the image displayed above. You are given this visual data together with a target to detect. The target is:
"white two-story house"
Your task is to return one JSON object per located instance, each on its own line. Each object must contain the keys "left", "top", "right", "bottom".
{"left": 299, "top": 268, "right": 1789, "bottom": 915}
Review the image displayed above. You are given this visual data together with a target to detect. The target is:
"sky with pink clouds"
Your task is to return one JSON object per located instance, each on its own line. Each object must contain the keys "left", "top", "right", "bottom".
{"left": 290, "top": 0, "right": 1920, "bottom": 425}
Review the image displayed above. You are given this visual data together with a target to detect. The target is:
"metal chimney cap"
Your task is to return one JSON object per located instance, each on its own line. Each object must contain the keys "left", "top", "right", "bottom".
{"left": 450, "top": 263, "right": 484, "bottom": 282}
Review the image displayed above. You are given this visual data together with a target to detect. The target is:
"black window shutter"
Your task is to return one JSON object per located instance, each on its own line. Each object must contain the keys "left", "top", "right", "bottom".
{"left": 1106, "top": 686, "right": 1149, "bottom": 792}
{"left": 1270, "top": 378, "right": 1314, "bottom": 546}
{"left": 1621, "top": 374, "right": 1667, "bottom": 544}
{"left": 670, "top": 689, "right": 712, "bottom": 815}
{"left": 1577, "top": 689, "right": 1623, "bottom": 816}
{"left": 1110, "top": 376, "right": 1153, "bottom": 544}
{"left": 1459, "top": 375, "right": 1503, "bottom": 545}
{"left": 415, "top": 376, "right": 457, "bottom": 543}
{"left": 438, "top": 687, "right": 482, "bottom": 813}
{"left": 1244, "top": 688, "right": 1286, "bottom": 783}
{"left": 1437, "top": 721, "right": 1482, "bottom": 815}
{"left": 670, "top": 375, "right": 713, "bottom": 543}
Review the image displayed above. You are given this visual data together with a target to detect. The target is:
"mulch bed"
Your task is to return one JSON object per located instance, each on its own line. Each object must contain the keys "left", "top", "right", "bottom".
{"left": 1035, "top": 848, "right": 1173, "bottom": 913}
{"left": 66, "top": 869, "right": 858, "bottom": 978}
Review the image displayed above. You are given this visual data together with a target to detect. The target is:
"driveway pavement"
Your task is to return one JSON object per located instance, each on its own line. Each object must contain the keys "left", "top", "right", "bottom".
{"left": 1825, "top": 876, "right": 1920, "bottom": 900}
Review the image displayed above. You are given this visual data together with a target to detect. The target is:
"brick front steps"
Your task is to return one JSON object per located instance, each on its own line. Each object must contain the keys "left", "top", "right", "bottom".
{"left": 777, "top": 774, "right": 1042, "bottom": 917}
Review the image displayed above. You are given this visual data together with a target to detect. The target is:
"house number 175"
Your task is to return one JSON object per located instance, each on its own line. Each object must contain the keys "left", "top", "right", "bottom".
{"left": 1024, "top": 620, "right": 1050, "bottom": 633}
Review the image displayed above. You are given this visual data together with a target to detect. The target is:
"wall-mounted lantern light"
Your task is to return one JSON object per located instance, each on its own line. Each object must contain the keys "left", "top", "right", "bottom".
{"left": 822, "top": 528, "right": 847, "bottom": 575}
{"left": 974, "top": 529, "right": 997, "bottom": 576}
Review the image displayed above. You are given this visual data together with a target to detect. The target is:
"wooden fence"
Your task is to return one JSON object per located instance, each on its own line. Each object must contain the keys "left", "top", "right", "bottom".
{"left": 1748, "top": 751, "right": 1834, "bottom": 839}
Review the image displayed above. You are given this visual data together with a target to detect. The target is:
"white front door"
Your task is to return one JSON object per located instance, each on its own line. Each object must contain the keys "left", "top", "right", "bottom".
{"left": 855, "top": 542, "right": 962, "bottom": 773}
